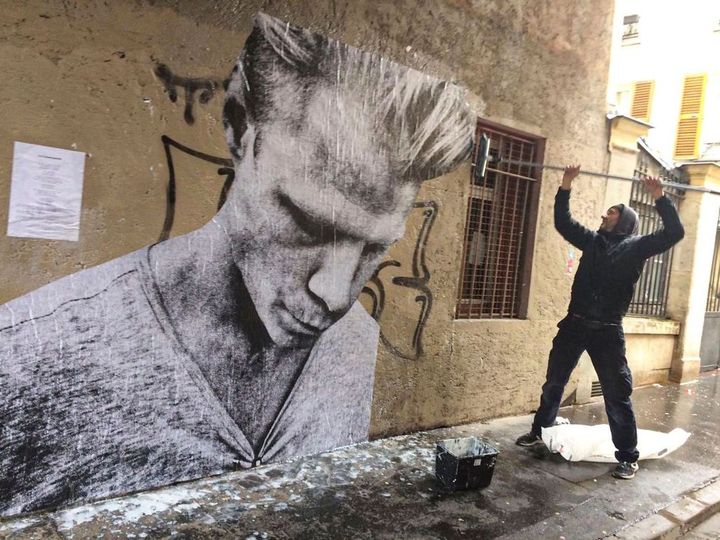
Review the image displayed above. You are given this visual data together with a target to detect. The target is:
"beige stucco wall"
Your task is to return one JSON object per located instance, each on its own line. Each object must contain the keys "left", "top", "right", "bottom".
{"left": 0, "top": 1, "right": 616, "bottom": 438}
{"left": 368, "top": 2, "right": 617, "bottom": 435}
{"left": 624, "top": 317, "right": 680, "bottom": 386}
{"left": 667, "top": 164, "right": 720, "bottom": 382}
{"left": 0, "top": 1, "right": 242, "bottom": 302}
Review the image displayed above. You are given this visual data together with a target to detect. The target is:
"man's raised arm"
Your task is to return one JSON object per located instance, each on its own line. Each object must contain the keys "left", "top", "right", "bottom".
{"left": 554, "top": 165, "right": 595, "bottom": 250}
{"left": 637, "top": 176, "right": 685, "bottom": 259}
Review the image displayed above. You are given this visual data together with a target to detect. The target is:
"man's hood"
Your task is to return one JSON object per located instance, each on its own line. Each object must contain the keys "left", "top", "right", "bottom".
{"left": 612, "top": 203, "right": 639, "bottom": 236}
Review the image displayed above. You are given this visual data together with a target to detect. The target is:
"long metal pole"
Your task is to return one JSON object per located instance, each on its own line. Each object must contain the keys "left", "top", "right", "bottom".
{"left": 495, "top": 157, "right": 720, "bottom": 196}
{"left": 474, "top": 133, "right": 719, "bottom": 196}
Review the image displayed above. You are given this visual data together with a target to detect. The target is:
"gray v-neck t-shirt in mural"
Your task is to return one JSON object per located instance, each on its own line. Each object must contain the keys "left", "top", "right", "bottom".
{"left": 0, "top": 248, "right": 379, "bottom": 516}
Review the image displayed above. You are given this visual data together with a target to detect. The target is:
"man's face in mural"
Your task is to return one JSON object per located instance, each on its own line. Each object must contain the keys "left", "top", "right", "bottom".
{"left": 227, "top": 85, "right": 416, "bottom": 348}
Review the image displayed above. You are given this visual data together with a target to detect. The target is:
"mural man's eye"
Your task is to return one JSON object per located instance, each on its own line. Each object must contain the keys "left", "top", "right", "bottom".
{"left": 277, "top": 193, "right": 329, "bottom": 243}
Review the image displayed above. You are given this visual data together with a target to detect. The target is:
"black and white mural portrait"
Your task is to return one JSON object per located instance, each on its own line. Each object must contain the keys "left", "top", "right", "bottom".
{"left": 0, "top": 13, "right": 473, "bottom": 516}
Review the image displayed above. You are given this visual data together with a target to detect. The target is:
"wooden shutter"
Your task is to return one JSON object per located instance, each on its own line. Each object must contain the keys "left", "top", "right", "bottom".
{"left": 674, "top": 74, "right": 707, "bottom": 159}
{"left": 630, "top": 81, "right": 654, "bottom": 122}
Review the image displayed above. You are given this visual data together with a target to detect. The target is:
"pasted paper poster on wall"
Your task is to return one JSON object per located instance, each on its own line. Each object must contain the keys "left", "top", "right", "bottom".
{"left": 7, "top": 141, "right": 86, "bottom": 241}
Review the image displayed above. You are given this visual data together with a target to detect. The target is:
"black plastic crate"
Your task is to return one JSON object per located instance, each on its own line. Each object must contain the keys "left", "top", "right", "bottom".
{"left": 435, "top": 436, "right": 498, "bottom": 491}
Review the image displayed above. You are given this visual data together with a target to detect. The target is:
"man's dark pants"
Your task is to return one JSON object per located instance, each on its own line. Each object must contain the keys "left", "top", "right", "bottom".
{"left": 531, "top": 315, "right": 640, "bottom": 463}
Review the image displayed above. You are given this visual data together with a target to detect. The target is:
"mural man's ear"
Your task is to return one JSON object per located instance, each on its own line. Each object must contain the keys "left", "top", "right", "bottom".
{"left": 223, "top": 93, "right": 249, "bottom": 161}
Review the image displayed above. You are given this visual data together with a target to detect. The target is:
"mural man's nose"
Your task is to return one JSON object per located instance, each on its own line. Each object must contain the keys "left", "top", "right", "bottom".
{"left": 308, "top": 241, "right": 363, "bottom": 315}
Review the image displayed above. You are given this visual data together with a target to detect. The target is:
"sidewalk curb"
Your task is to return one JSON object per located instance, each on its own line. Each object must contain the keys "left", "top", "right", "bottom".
{"left": 613, "top": 477, "right": 720, "bottom": 539}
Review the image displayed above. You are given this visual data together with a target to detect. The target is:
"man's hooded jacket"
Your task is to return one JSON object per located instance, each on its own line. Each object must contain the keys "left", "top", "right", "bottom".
{"left": 554, "top": 189, "right": 684, "bottom": 324}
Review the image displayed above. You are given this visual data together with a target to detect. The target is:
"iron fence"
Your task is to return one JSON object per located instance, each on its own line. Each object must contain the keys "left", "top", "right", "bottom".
{"left": 627, "top": 163, "right": 687, "bottom": 317}
{"left": 707, "top": 211, "right": 720, "bottom": 313}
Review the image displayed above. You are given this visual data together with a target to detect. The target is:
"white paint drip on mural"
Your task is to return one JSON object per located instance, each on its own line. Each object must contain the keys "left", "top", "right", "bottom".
{"left": 52, "top": 441, "right": 428, "bottom": 529}
{"left": 0, "top": 516, "right": 45, "bottom": 534}
{"left": 54, "top": 487, "right": 213, "bottom": 531}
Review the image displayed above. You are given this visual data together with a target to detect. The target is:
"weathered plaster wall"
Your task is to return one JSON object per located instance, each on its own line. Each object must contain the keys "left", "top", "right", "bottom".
{"left": 624, "top": 317, "right": 680, "bottom": 386}
{"left": 0, "top": 1, "right": 242, "bottom": 301}
{"left": 368, "top": 1, "right": 616, "bottom": 436}
{"left": 0, "top": 1, "right": 615, "bottom": 438}
{"left": 667, "top": 164, "right": 720, "bottom": 382}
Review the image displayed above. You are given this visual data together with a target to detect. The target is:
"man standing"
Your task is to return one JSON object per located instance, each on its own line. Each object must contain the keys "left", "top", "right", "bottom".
{"left": 516, "top": 165, "right": 684, "bottom": 479}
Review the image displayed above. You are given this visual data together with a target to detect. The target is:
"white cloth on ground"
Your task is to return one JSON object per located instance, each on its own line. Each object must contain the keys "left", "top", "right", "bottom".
{"left": 541, "top": 423, "right": 690, "bottom": 462}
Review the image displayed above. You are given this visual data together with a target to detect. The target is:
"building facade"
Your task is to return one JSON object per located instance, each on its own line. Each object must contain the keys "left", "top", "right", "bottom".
{"left": 0, "top": 1, "right": 650, "bottom": 514}
{"left": 608, "top": 0, "right": 720, "bottom": 162}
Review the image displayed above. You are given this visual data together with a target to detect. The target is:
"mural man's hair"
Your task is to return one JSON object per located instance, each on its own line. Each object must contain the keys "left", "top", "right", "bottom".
{"left": 224, "top": 12, "right": 474, "bottom": 182}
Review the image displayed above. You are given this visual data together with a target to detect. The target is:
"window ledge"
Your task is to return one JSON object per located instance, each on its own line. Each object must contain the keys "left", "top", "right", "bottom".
{"left": 624, "top": 316, "right": 680, "bottom": 335}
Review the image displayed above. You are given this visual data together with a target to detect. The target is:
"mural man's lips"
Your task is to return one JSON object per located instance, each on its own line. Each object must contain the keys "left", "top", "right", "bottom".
{"left": 277, "top": 305, "right": 324, "bottom": 336}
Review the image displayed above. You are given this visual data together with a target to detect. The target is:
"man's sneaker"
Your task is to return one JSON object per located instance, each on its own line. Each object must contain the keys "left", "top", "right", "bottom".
{"left": 515, "top": 432, "right": 544, "bottom": 447}
{"left": 612, "top": 461, "right": 639, "bottom": 479}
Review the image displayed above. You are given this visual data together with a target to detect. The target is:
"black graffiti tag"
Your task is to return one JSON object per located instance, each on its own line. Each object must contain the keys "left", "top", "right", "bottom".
{"left": 154, "top": 63, "right": 226, "bottom": 125}
{"left": 361, "top": 201, "right": 437, "bottom": 360}
{"left": 158, "top": 135, "right": 233, "bottom": 241}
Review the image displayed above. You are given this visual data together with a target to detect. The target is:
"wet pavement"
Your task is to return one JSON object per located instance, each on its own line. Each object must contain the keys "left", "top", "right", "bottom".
{"left": 1, "top": 371, "right": 719, "bottom": 539}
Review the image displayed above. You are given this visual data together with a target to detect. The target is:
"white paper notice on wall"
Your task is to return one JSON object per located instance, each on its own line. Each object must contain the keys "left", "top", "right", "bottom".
{"left": 7, "top": 142, "right": 86, "bottom": 242}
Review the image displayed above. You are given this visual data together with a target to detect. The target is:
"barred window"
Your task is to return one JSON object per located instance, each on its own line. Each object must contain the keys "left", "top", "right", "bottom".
{"left": 456, "top": 120, "right": 543, "bottom": 319}
{"left": 627, "top": 164, "right": 687, "bottom": 317}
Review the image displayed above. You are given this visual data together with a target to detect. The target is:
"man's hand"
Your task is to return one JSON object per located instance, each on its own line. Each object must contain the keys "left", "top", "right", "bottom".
{"left": 560, "top": 165, "right": 581, "bottom": 191}
{"left": 642, "top": 176, "right": 664, "bottom": 200}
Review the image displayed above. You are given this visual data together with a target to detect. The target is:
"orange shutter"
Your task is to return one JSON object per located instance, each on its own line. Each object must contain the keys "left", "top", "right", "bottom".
{"left": 674, "top": 74, "right": 706, "bottom": 159}
{"left": 630, "top": 81, "right": 654, "bottom": 122}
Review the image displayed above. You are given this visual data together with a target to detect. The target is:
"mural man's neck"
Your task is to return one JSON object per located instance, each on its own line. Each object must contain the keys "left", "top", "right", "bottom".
{"left": 148, "top": 227, "right": 315, "bottom": 449}
{"left": 150, "top": 227, "right": 304, "bottom": 350}
{"left": 148, "top": 226, "right": 314, "bottom": 356}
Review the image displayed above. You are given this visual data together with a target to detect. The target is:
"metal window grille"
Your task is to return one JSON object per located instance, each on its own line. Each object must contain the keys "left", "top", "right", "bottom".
{"left": 706, "top": 212, "right": 720, "bottom": 313}
{"left": 456, "top": 121, "right": 542, "bottom": 319}
{"left": 627, "top": 163, "right": 687, "bottom": 317}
